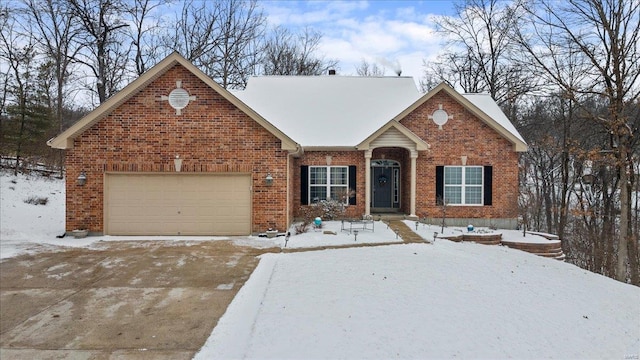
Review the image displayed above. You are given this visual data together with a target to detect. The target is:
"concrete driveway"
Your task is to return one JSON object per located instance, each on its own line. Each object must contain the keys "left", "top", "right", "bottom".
{"left": 0, "top": 240, "right": 278, "bottom": 359}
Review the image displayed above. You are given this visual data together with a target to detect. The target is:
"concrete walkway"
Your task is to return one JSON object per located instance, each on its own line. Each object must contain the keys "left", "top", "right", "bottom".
{"left": 384, "top": 220, "right": 428, "bottom": 244}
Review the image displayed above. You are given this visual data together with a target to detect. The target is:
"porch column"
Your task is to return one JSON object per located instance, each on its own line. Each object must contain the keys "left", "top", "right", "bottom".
{"left": 410, "top": 150, "right": 418, "bottom": 217}
{"left": 364, "top": 150, "right": 372, "bottom": 216}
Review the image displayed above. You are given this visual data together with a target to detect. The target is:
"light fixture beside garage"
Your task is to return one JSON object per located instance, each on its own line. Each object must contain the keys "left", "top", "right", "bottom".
{"left": 174, "top": 155, "right": 183, "bottom": 172}
{"left": 265, "top": 173, "right": 274, "bottom": 186}
{"left": 77, "top": 171, "right": 87, "bottom": 186}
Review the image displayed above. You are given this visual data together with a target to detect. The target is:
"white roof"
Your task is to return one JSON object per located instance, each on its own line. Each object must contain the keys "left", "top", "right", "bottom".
{"left": 234, "top": 76, "right": 421, "bottom": 147}
{"left": 234, "top": 76, "right": 525, "bottom": 149}
{"left": 461, "top": 93, "right": 526, "bottom": 145}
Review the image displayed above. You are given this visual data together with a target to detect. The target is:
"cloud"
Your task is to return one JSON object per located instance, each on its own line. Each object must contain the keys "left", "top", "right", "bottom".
{"left": 260, "top": 1, "right": 450, "bottom": 80}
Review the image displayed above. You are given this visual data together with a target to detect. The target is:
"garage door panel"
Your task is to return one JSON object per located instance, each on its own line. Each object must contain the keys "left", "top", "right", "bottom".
{"left": 105, "top": 174, "right": 251, "bottom": 235}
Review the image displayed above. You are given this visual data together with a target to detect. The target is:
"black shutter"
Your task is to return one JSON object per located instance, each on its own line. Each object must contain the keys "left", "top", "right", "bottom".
{"left": 484, "top": 166, "right": 493, "bottom": 206}
{"left": 348, "top": 165, "right": 357, "bottom": 205}
{"left": 301, "top": 165, "right": 309, "bottom": 205}
{"left": 435, "top": 166, "right": 444, "bottom": 205}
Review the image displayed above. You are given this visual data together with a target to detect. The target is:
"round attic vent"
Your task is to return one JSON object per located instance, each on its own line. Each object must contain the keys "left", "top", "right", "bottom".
{"left": 432, "top": 109, "right": 449, "bottom": 127}
{"left": 168, "top": 88, "right": 191, "bottom": 111}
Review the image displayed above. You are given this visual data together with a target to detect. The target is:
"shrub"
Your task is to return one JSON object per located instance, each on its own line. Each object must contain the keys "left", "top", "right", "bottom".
{"left": 24, "top": 196, "right": 48, "bottom": 205}
{"left": 294, "top": 199, "right": 347, "bottom": 234}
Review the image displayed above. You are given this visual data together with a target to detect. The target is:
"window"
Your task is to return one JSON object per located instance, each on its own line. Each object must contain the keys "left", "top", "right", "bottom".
{"left": 444, "top": 166, "right": 483, "bottom": 205}
{"left": 309, "top": 166, "right": 349, "bottom": 203}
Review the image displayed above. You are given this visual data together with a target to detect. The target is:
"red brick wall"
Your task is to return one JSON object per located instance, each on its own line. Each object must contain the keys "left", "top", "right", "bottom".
{"left": 401, "top": 91, "right": 520, "bottom": 220}
{"left": 293, "top": 151, "right": 366, "bottom": 219}
{"left": 65, "top": 64, "right": 289, "bottom": 234}
{"left": 292, "top": 90, "right": 520, "bottom": 222}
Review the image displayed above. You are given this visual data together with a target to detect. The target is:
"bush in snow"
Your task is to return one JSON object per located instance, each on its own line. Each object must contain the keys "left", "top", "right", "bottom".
{"left": 295, "top": 199, "right": 347, "bottom": 234}
{"left": 24, "top": 196, "right": 48, "bottom": 205}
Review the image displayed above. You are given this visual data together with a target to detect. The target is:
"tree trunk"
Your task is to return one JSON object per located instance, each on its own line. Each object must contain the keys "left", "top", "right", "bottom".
{"left": 616, "top": 145, "right": 630, "bottom": 282}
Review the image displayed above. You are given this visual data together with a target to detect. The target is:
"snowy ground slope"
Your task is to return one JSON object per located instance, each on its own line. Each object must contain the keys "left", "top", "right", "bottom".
{"left": 195, "top": 243, "right": 640, "bottom": 359}
{"left": 3, "top": 171, "right": 639, "bottom": 359}
{"left": 0, "top": 169, "right": 554, "bottom": 260}
{"left": 0, "top": 170, "right": 68, "bottom": 259}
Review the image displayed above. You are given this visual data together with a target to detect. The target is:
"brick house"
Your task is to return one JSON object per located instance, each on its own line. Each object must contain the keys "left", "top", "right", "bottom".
{"left": 48, "top": 52, "right": 527, "bottom": 236}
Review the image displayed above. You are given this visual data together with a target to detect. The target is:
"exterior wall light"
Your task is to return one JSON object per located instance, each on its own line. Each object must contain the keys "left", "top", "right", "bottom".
{"left": 265, "top": 173, "right": 274, "bottom": 186}
{"left": 77, "top": 171, "right": 87, "bottom": 186}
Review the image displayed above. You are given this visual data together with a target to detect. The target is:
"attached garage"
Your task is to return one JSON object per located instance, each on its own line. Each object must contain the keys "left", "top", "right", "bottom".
{"left": 104, "top": 173, "right": 251, "bottom": 236}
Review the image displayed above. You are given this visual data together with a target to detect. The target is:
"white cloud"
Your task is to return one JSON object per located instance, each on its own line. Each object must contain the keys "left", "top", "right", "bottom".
{"left": 261, "top": 1, "right": 450, "bottom": 81}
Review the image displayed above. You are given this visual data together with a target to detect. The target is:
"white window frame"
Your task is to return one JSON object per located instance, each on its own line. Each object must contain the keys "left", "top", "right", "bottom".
{"left": 309, "top": 166, "right": 349, "bottom": 204}
{"left": 444, "top": 166, "right": 483, "bottom": 206}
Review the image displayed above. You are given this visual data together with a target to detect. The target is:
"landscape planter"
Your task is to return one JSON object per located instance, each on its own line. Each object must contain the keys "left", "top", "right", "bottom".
{"left": 72, "top": 229, "right": 88, "bottom": 238}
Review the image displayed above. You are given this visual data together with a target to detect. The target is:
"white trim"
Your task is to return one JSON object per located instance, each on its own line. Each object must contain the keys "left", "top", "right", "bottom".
{"left": 444, "top": 166, "right": 483, "bottom": 205}
{"left": 308, "top": 165, "right": 349, "bottom": 204}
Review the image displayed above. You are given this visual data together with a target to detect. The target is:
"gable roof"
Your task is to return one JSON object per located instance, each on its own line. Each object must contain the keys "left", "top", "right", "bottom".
{"left": 233, "top": 76, "right": 422, "bottom": 147}
{"left": 356, "top": 120, "right": 430, "bottom": 151}
{"left": 47, "top": 52, "right": 299, "bottom": 151}
{"left": 236, "top": 77, "right": 527, "bottom": 152}
{"left": 392, "top": 82, "right": 528, "bottom": 152}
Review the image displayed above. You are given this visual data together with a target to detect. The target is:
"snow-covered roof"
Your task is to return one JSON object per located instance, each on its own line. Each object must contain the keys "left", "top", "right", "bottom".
{"left": 235, "top": 76, "right": 526, "bottom": 151}
{"left": 461, "top": 93, "right": 526, "bottom": 145}
{"left": 234, "top": 76, "right": 422, "bottom": 147}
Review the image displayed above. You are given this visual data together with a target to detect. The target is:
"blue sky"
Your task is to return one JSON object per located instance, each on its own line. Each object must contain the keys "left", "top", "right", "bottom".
{"left": 259, "top": 1, "right": 458, "bottom": 78}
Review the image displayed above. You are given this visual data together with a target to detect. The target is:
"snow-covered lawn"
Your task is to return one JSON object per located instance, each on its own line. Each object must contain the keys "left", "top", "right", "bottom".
{"left": 194, "top": 242, "right": 639, "bottom": 359}
{"left": 2, "top": 170, "right": 639, "bottom": 359}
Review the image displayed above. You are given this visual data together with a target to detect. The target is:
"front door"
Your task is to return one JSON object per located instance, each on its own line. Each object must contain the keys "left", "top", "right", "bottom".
{"left": 371, "top": 160, "right": 400, "bottom": 210}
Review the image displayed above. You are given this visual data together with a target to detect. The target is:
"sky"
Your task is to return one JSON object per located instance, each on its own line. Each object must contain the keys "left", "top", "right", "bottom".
{"left": 259, "top": 0, "right": 458, "bottom": 79}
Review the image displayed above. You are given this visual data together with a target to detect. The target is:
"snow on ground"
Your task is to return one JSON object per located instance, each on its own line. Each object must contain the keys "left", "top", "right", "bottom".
{"left": 271, "top": 220, "right": 402, "bottom": 248}
{"left": 1, "top": 170, "right": 68, "bottom": 259}
{"left": 0, "top": 169, "right": 554, "bottom": 260}
{"left": 195, "top": 242, "right": 640, "bottom": 359}
{"left": 2, "top": 170, "right": 639, "bottom": 359}
{"left": 402, "top": 219, "right": 561, "bottom": 244}
{"left": 0, "top": 170, "right": 398, "bottom": 260}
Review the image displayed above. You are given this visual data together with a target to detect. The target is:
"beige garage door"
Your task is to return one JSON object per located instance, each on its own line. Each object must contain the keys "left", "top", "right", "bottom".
{"left": 105, "top": 173, "right": 251, "bottom": 236}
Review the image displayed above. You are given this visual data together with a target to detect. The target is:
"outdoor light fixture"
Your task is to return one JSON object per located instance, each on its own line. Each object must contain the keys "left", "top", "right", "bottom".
{"left": 353, "top": 229, "right": 358, "bottom": 241}
{"left": 77, "top": 171, "right": 87, "bottom": 186}
{"left": 265, "top": 173, "right": 274, "bottom": 186}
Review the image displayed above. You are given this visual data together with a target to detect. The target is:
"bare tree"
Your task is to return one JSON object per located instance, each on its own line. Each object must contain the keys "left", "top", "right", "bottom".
{"left": 165, "top": 0, "right": 221, "bottom": 65}
{"left": 429, "top": 0, "right": 536, "bottom": 115}
{"left": 24, "top": 0, "right": 83, "bottom": 172}
{"left": 260, "top": 26, "right": 339, "bottom": 76}
{"left": 162, "top": 0, "right": 265, "bottom": 89}
{"left": 68, "top": 0, "right": 131, "bottom": 103}
{"left": 516, "top": 0, "right": 639, "bottom": 282}
{"left": 211, "top": 0, "right": 265, "bottom": 89}
{"left": 127, "top": 0, "right": 166, "bottom": 76}
{"left": 355, "top": 59, "right": 386, "bottom": 76}
{"left": 0, "top": 7, "right": 52, "bottom": 174}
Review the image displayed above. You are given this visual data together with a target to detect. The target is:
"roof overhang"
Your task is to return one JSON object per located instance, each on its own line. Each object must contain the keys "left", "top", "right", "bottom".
{"left": 392, "top": 82, "right": 528, "bottom": 152}
{"left": 356, "top": 120, "right": 430, "bottom": 151}
{"left": 47, "top": 52, "right": 299, "bottom": 152}
{"left": 303, "top": 146, "right": 358, "bottom": 152}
